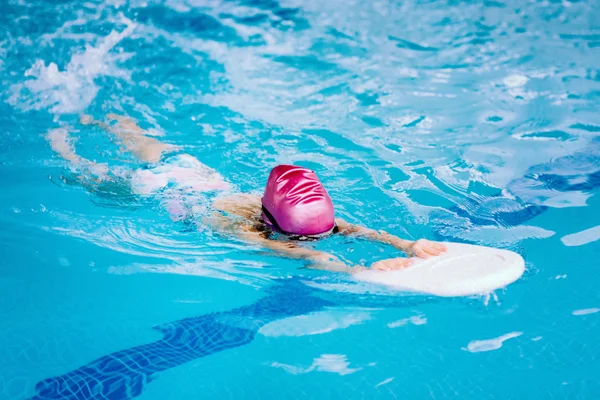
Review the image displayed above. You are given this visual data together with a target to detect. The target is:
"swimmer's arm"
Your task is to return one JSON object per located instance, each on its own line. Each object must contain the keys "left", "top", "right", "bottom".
{"left": 206, "top": 211, "right": 361, "bottom": 273}
{"left": 206, "top": 213, "right": 414, "bottom": 272}
{"left": 252, "top": 237, "right": 415, "bottom": 272}
{"left": 212, "top": 193, "right": 263, "bottom": 220}
{"left": 243, "top": 232, "right": 415, "bottom": 272}
{"left": 80, "top": 114, "right": 179, "bottom": 164}
{"left": 209, "top": 201, "right": 416, "bottom": 272}
{"left": 240, "top": 230, "right": 358, "bottom": 273}
{"left": 335, "top": 218, "right": 446, "bottom": 258}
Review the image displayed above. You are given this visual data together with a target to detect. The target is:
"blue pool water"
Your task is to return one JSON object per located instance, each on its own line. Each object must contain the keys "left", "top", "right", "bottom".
{"left": 1, "top": 0, "right": 599, "bottom": 398}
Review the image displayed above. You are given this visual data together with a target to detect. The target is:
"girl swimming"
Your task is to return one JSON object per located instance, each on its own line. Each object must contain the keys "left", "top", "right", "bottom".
{"left": 47, "top": 114, "right": 446, "bottom": 273}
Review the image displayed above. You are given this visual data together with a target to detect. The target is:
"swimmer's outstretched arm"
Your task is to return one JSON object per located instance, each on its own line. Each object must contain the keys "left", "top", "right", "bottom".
{"left": 237, "top": 227, "right": 414, "bottom": 273}
{"left": 241, "top": 229, "right": 358, "bottom": 273}
{"left": 209, "top": 195, "right": 414, "bottom": 273}
{"left": 335, "top": 218, "right": 446, "bottom": 258}
{"left": 80, "top": 114, "right": 179, "bottom": 164}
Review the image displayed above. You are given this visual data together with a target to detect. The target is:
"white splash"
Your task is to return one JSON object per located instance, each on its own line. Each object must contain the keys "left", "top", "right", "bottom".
{"left": 572, "top": 308, "right": 600, "bottom": 316}
{"left": 271, "top": 354, "right": 361, "bottom": 376}
{"left": 9, "top": 14, "right": 136, "bottom": 114}
{"left": 465, "top": 331, "right": 522, "bottom": 353}
{"left": 482, "top": 291, "right": 500, "bottom": 307}
{"left": 561, "top": 226, "right": 600, "bottom": 247}
{"left": 387, "top": 314, "right": 427, "bottom": 328}
{"left": 0, "top": 39, "right": 6, "bottom": 71}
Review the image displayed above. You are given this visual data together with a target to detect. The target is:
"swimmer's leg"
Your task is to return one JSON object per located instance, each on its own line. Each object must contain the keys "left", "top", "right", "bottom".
{"left": 79, "top": 114, "right": 230, "bottom": 225}
{"left": 47, "top": 127, "right": 130, "bottom": 195}
{"left": 82, "top": 113, "right": 230, "bottom": 193}
{"left": 47, "top": 128, "right": 110, "bottom": 181}
{"left": 80, "top": 114, "right": 179, "bottom": 164}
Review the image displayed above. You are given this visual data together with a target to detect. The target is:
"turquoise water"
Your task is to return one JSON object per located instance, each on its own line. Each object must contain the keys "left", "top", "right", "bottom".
{"left": 1, "top": 0, "right": 599, "bottom": 398}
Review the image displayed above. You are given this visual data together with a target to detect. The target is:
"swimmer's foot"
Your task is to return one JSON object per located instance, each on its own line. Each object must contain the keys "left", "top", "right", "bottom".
{"left": 106, "top": 113, "right": 127, "bottom": 122}
{"left": 79, "top": 114, "right": 104, "bottom": 127}
{"left": 47, "top": 128, "right": 80, "bottom": 164}
{"left": 47, "top": 127, "right": 69, "bottom": 148}
{"left": 80, "top": 115, "right": 94, "bottom": 125}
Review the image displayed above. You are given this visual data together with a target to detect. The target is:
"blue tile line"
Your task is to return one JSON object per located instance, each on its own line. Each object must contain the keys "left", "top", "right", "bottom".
{"left": 30, "top": 279, "right": 333, "bottom": 400}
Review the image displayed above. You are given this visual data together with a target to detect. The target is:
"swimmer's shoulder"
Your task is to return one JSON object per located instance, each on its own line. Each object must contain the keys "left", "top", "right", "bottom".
{"left": 334, "top": 218, "right": 355, "bottom": 233}
{"left": 213, "top": 193, "right": 262, "bottom": 219}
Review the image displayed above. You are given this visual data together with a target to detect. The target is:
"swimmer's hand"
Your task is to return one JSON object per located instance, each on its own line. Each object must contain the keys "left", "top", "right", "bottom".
{"left": 405, "top": 239, "right": 446, "bottom": 259}
{"left": 347, "top": 258, "right": 414, "bottom": 273}
{"left": 370, "top": 257, "right": 415, "bottom": 271}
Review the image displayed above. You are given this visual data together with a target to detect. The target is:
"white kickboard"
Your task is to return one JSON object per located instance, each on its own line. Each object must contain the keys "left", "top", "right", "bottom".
{"left": 354, "top": 242, "right": 525, "bottom": 297}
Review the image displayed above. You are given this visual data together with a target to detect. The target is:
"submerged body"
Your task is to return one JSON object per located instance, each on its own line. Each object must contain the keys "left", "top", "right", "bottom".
{"left": 48, "top": 114, "right": 446, "bottom": 272}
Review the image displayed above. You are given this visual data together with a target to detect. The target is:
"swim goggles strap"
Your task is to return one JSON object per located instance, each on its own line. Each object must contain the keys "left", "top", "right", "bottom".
{"left": 261, "top": 205, "right": 336, "bottom": 240}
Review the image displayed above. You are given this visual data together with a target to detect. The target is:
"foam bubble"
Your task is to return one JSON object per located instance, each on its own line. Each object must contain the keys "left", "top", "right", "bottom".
{"left": 572, "top": 308, "right": 599, "bottom": 316}
{"left": 465, "top": 331, "right": 523, "bottom": 353}
{"left": 271, "top": 354, "right": 362, "bottom": 376}
{"left": 0, "top": 39, "right": 6, "bottom": 71}
{"left": 503, "top": 74, "right": 529, "bottom": 88}
{"left": 387, "top": 314, "right": 427, "bottom": 328}
{"left": 561, "top": 225, "right": 600, "bottom": 247}
{"left": 375, "top": 377, "right": 394, "bottom": 388}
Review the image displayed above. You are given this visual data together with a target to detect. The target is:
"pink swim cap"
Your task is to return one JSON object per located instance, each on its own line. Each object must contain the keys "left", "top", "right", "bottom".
{"left": 261, "top": 165, "right": 335, "bottom": 236}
